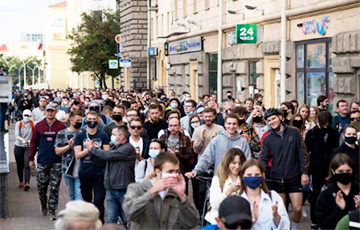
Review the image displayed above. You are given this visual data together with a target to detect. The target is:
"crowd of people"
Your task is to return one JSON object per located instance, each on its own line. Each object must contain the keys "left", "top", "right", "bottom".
{"left": 4, "top": 86, "right": 360, "bottom": 229}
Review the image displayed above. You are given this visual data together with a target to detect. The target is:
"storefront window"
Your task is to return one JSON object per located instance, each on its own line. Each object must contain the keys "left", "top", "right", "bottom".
{"left": 296, "top": 38, "right": 333, "bottom": 108}
{"left": 209, "top": 53, "right": 218, "bottom": 94}
{"left": 249, "top": 62, "right": 259, "bottom": 86}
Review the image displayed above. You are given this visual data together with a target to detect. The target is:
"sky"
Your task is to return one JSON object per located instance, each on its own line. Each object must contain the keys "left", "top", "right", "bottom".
{"left": 0, "top": 0, "right": 61, "bottom": 45}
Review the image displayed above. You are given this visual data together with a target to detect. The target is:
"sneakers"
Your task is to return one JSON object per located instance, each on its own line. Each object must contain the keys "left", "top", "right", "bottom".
{"left": 49, "top": 212, "right": 57, "bottom": 221}
{"left": 41, "top": 204, "right": 47, "bottom": 216}
{"left": 24, "top": 183, "right": 30, "bottom": 191}
{"left": 302, "top": 207, "right": 307, "bottom": 218}
{"left": 18, "top": 182, "right": 24, "bottom": 188}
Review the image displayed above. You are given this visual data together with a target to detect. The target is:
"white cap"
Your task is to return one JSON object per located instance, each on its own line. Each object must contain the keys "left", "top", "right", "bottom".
{"left": 22, "top": 109, "right": 32, "bottom": 117}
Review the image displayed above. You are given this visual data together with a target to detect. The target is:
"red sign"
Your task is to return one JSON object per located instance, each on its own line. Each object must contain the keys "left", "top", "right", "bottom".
{"left": 115, "top": 34, "right": 121, "bottom": 43}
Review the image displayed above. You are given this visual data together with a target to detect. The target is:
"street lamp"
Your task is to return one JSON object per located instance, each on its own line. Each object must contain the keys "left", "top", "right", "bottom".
{"left": 227, "top": 10, "right": 245, "bottom": 19}
{"left": 12, "top": 66, "right": 23, "bottom": 89}
{"left": 20, "top": 57, "right": 34, "bottom": 88}
{"left": 27, "top": 64, "right": 39, "bottom": 86}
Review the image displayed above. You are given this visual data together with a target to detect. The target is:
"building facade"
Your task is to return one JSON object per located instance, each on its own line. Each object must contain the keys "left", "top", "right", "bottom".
{"left": 21, "top": 33, "right": 43, "bottom": 44}
{"left": 148, "top": 0, "right": 360, "bottom": 109}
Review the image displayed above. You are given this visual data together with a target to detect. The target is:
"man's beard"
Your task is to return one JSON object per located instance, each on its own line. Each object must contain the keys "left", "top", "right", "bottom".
{"left": 205, "top": 120, "right": 214, "bottom": 126}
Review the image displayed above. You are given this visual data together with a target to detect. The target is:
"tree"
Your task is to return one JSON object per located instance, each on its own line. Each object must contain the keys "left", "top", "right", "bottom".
{"left": 68, "top": 10, "right": 121, "bottom": 89}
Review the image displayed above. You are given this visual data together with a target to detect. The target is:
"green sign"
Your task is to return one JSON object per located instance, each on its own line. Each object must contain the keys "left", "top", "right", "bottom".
{"left": 108, "top": 59, "right": 118, "bottom": 69}
{"left": 236, "top": 24, "right": 257, "bottom": 44}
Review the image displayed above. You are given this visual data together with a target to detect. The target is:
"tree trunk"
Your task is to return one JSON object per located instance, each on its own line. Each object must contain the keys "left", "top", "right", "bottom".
{"left": 101, "top": 66, "right": 107, "bottom": 89}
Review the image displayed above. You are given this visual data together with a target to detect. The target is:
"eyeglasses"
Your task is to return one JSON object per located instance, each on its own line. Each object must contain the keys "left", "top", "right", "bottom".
{"left": 130, "top": 126, "right": 142, "bottom": 130}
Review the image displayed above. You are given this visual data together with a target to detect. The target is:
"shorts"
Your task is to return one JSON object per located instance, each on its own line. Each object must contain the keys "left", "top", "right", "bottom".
{"left": 266, "top": 175, "right": 303, "bottom": 194}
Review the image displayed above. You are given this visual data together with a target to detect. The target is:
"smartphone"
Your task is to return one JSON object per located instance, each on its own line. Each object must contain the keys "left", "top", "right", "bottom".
{"left": 256, "top": 102, "right": 262, "bottom": 106}
{"left": 86, "top": 132, "right": 89, "bottom": 139}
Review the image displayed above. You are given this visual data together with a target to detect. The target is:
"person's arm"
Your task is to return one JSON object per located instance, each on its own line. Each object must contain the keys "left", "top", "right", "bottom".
{"left": 177, "top": 137, "right": 192, "bottom": 165}
{"left": 192, "top": 140, "right": 216, "bottom": 174}
{"left": 297, "top": 131, "right": 310, "bottom": 174}
{"left": 55, "top": 134, "right": 74, "bottom": 156}
{"left": 271, "top": 191, "right": 290, "bottom": 230}
{"left": 90, "top": 144, "right": 133, "bottom": 161}
{"left": 123, "top": 183, "right": 156, "bottom": 222}
{"left": 259, "top": 136, "right": 271, "bottom": 170}
{"left": 15, "top": 122, "right": 26, "bottom": 143}
{"left": 209, "top": 176, "right": 228, "bottom": 211}
{"left": 74, "top": 145, "right": 89, "bottom": 159}
{"left": 241, "top": 138, "right": 252, "bottom": 160}
{"left": 177, "top": 195, "right": 200, "bottom": 229}
{"left": 29, "top": 124, "right": 39, "bottom": 161}
{"left": 135, "top": 160, "right": 146, "bottom": 183}
{"left": 248, "top": 129, "right": 261, "bottom": 153}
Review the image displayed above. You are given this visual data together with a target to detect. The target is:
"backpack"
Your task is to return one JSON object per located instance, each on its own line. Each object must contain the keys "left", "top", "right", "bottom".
{"left": 19, "top": 120, "right": 34, "bottom": 132}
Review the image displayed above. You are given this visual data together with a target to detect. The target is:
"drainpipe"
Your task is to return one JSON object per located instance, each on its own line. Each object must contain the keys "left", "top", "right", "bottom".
{"left": 217, "top": 0, "right": 223, "bottom": 105}
{"left": 280, "top": 0, "right": 287, "bottom": 102}
{"left": 147, "top": 0, "right": 151, "bottom": 89}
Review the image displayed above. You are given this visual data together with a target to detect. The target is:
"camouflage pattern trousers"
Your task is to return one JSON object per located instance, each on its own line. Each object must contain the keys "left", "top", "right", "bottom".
{"left": 36, "top": 163, "right": 62, "bottom": 212}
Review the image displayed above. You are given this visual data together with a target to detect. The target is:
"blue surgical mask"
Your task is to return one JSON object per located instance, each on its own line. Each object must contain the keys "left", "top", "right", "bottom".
{"left": 110, "top": 135, "right": 118, "bottom": 145}
{"left": 243, "top": 176, "right": 263, "bottom": 189}
{"left": 149, "top": 149, "right": 161, "bottom": 159}
{"left": 185, "top": 111, "right": 193, "bottom": 116}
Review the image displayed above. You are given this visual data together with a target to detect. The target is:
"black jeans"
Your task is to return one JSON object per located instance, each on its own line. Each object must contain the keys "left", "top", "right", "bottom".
{"left": 14, "top": 146, "right": 30, "bottom": 183}
{"left": 80, "top": 174, "right": 106, "bottom": 223}
{"left": 309, "top": 175, "right": 325, "bottom": 224}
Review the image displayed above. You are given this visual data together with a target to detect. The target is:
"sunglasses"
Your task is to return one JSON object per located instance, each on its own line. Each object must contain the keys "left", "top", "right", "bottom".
{"left": 130, "top": 126, "right": 142, "bottom": 130}
{"left": 89, "top": 106, "right": 99, "bottom": 110}
{"left": 223, "top": 220, "right": 252, "bottom": 230}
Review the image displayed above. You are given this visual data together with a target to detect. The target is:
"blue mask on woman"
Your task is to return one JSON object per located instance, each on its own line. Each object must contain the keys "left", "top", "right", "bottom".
{"left": 148, "top": 149, "right": 161, "bottom": 159}
{"left": 243, "top": 176, "right": 263, "bottom": 189}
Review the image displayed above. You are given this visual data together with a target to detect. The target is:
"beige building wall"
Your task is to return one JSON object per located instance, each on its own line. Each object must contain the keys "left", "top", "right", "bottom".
{"left": 151, "top": 0, "right": 359, "bottom": 107}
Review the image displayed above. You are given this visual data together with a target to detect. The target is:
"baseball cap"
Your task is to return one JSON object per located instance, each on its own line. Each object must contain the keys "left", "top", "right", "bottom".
{"left": 57, "top": 200, "right": 102, "bottom": 228}
{"left": 219, "top": 196, "right": 252, "bottom": 228}
{"left": 196, "top": 107, "right": 204, "bottom": 114}
{"left": 22, "top": 109, "right": 32, "bottom": 117}
{"left": 16, "top": 90, "right": 21, "bottom": 93}
{"left": 45, "top": 104, "right": 56, "bottom": 111}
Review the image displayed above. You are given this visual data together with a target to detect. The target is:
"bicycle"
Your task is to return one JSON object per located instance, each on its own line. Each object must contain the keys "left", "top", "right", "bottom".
{"left": 193, "top": 173, "right": 213, "bottom": 228}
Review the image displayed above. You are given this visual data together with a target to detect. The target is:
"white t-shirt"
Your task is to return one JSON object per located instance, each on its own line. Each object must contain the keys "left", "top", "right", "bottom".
{"left": 129, "top": 136, "right": 144, "bottom": 155}
{"left": 55, "top": 110, "right": 66, "bottom": 121}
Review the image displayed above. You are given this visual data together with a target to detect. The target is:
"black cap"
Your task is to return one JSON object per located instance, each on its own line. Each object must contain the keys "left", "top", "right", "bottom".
{"left": 219, "top": 196, "right": 252, "bottom": 226}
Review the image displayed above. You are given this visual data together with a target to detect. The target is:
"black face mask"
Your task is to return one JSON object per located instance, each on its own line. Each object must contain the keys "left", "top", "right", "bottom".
{"left": 86, "top": 121, "right": 98, "bottom": 129}
{"left": 253, "top": 116, "right": 263, "bottom": 123}
{"left": 227, "top": 95, "right": 232, "bottom": 100}
{"left": 282, "top": 109, "right": 288, "bottom": 118}
{"left": 334, "top": 173, "right": 352, "bottom": 185}
{"left": 112, "top": 114, "right": 122, "bottom": 122}
{"left": 320, "top": 125, "right": 331, "bottom": 133}
{"left": 238, "top": 119, "right": 245, "bottom": 126}
{"left": 74, "top": 122, "right": 82, "bottom": 129}
{"left": 292, "top": 120, "right": 303, "bottom": 129}
{"left": 345, "top": 136, "right": 357, "bottom": 145}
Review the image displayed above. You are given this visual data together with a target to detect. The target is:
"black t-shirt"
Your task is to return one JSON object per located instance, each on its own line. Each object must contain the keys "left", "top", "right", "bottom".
{"left": 74, "top": 130, "right": 109, "bottom": 176}
{"left": 143, "top": 119, "right": 168, "bottom": 140}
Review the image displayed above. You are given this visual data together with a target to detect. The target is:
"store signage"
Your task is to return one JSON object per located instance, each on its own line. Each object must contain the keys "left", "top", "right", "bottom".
{"left": 168, "top": 36, "right": 202, "bottom": 55}
{"left": 120, "top": 59, "right": 131, "bottom": 67}
{"left": 108, "top": 59, "right": 118, "bottom": 69}
{"left": 148, "top": 47, "right": 157, "bottom": 56}
{"left": 115, "top": 34, "right": 121, "bottom": 43}
{"left": 302, "top": 16, "right": 330, "bottom": 35}
{"left": 236, "top": 24, "right": 257, "bottom": 44}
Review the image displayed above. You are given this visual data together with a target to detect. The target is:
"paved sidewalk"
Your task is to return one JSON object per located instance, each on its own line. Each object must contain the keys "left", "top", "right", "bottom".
{"left": 0, "top": 123, "right": 68, "bottom": 230}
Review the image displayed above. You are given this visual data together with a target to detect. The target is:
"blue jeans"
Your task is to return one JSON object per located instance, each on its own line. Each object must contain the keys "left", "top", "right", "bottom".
{"left": 63, "top": 173, "right": 82, "bottom": 201}
{"left": 106, "top": 189, "right": 127, "bottom": 227}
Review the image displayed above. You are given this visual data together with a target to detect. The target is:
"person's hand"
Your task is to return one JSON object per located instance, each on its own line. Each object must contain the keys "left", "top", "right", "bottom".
{"left": 301, "top": 174, "right": 310, "bottom": 186}
{"left": 336, "top": 190, "right": 346, "bottom": 210}
{"left": 84, "top": 138, "right": 94, "bottom": 151}
{"left": 272, "top": 201, "right": 281, "bottom": 227}
{"left": 225, "top": 182, "right": 241, "bottom": 196}
{"left": 241, "top": 133, "right": 250, "bottom": 142}
{"left": 170, "top": 147, "right": 176, "bottom": 155}
{"left": 145, "top": 167, "right": 155, "bottom": 179}
{"left": 185, "top": 171, "right": 197, "bottom": 178}
{"left": 172, "top": 174, "right": 186, "bottom": 200}
{"left": 29, "top": 161, "right": 35, "bottom": 170}
{"left": 354, "top": 194, "right": 360, "bottom": 209}
{"left": 97, "top": 117, "right": 102, "bottom": 126}
{"left": 202, "top": 129, "right": 207, "bottom": 140}
{"left": 68, "top": 137, "right": 75, "bottom": 147}
{"left": 253, "top": 201, "right": 259, "bottom": 222}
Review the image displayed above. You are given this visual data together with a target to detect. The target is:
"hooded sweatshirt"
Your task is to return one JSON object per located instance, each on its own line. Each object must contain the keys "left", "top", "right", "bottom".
{"left": 193, "top": 130, "right": 251, "bottom": 174}
{"left": 81, "top": 100, "right": 113, "bottom": 131}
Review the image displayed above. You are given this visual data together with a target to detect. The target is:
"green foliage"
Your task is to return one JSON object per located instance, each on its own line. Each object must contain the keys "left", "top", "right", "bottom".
{"left": 68, "top": 10, "right": 121, "bottom": 89}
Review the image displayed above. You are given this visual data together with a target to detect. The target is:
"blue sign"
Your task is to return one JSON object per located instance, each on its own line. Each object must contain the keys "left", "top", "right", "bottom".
{"left": 120, "top": 59, "right": 131, "bottom": 67}
{"left": 148, "top": 47, "right": 157, "bottom": 56}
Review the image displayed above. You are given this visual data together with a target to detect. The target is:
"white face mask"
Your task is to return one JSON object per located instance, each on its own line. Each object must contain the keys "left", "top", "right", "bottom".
{"left": 23, "top": 117, "right": 31, "bottom": 122}
{"left": 191, "top": 122, "right": 200, "bottom": 129}
{"left": 102, "top": 95, "right": 109, "bottom": 100}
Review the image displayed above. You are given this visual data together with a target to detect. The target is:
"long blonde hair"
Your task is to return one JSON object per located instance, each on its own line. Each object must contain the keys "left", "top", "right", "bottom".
{"left": 310, "top": 106, "right": 319, "bottom": 125}
{"left": 298, "top": 104, "right": 311, "bottom": 123}
{"left": 216, "top": 148, "right": 246, "bottom": 191}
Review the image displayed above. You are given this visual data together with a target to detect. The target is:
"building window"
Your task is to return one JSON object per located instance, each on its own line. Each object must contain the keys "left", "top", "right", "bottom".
{"left": 183, "top": 0, "right": 187, "bottom": 17}
{"left": 249, "top": 61, "right": 259, "bottom": 88}
{"left": 167, "top": 12, "right": 170, "bottom": 34}
{"left": 295, "top": 38, "right": 336, "bottom": 110}
{"left": 209, "top": 52, "right": 218, "bottom": 94}
{"left": 161, "top": 14, "right": 164, "bottom": 36}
